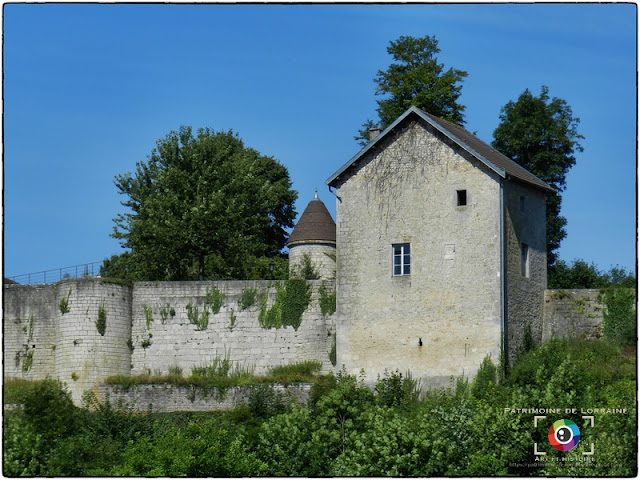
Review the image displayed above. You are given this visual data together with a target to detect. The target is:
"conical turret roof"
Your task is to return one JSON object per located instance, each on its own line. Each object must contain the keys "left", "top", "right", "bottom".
{"left": 287, "top": 193, "right": 336, "bottom": 247}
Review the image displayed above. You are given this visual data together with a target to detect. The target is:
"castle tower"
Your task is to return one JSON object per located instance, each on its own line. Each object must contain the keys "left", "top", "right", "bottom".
{"left": 287, "top": 192, "right": 336, "bottom": 280}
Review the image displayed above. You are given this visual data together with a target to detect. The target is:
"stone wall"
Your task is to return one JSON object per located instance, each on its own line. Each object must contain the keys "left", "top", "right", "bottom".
{"left": 333, "top": 120, "right": 503, "bottom": 388}
{"left": 96, "top": 383, "right": 312, "bottom": 413}
{"left": 504, "top": 181, "right": 548, "bottom": 361}
{"left": 542, "top": 289, "right": 604, "bottom": 341}
{"left": 4, "top": 279, "right": 132, "bottom": 403}
{"left": 3, "top": 277, "right": 335, "bottom": 405}
{"left": 289, "top": 243, "right": 336, "bottom": 280}
{"left": 130, "top": 280, "right": 336, "bottom": 377}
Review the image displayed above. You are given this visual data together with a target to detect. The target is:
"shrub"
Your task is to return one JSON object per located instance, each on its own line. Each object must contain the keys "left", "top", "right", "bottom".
{"left": 374, "top": 369, "right": 420, "bottom": 407}
{"left": 247, "top": 384, "right": 287, "bottom": 418}
{"left": 238, "top": 287, "right": 257, "bottom": 311}
{"left": 471, "top": 356, "right": 497, "bottom": 400}
{"left": 601, "top": 288, "right": 636, "bottom": 347}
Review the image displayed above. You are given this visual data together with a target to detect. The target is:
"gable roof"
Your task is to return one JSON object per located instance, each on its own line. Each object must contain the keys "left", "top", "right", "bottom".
{"left": 287, "top": 194, "right": 336, "bottom": 247}
{"left": 326, "top": 106, "right": 555, "bottom": 193}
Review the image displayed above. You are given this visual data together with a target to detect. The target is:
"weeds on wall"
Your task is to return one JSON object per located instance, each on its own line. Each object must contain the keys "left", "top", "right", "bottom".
{"left": 186, "top": 303, "right": 210, "bottom": 331}
{"left": 238, "top": 287, "right": 257, "bottom": 311}
{"left": 159, "top": 303, "right": 173, "bottom": 324}
{"left": 329, "top": 333, "right": 337, "bottom": 367}
{"left": 295, "top": 253, "right": 320, "bottom": 280}
{"left": 143, "top": 305, "right": 153, "bottom": 329}
{"left": 22, "top": 350, "right": 34, "bottom": 373}
{"left": 229, "top": 308, "right": 237, "bottom": 331}
{"left": 96, "top": 304, "right": 107, "bottom": 336}
{"left": 59, "top": 289, "right": 72, "bottom": 314}
{"left": 205, "top": 285, "right": 225, "bottom": 314}
{"left": 319, "top": 284, "right": 337, "bottom": 316}
{"left": 258, "top": 280, "right": 312, "bottom": 330}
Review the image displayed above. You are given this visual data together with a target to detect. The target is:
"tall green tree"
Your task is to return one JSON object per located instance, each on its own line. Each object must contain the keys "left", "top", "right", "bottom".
{"left": 106, "top": 127, "right": 297, "bottom": 281}
{"left": 356, "top": 34, "right": 468, "bottom": 145}
{"left": 491, "top": 86, "right": 584, "bottom": 267}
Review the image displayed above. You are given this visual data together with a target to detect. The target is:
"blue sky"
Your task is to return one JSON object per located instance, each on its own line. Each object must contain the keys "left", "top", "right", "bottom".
{"left": 4, "top": 3, "right": 637, "bottom": 278}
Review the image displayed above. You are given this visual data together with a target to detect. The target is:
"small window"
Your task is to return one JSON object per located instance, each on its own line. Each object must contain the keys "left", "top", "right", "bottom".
{"left": 519, "top": 196, "right": 526, "bottom": 212}
{"left": 456, "top": 190, "right": 467, "bottom": 206}
{"left": 393, "top": 243, "right": 411, "bottom": 276}
{"left": 521, "top": 243, "right": 530, "bottom": 277}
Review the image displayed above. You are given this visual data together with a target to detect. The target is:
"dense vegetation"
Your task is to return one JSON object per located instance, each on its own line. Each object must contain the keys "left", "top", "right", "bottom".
{"left": 4, "top": 338, "right": 636, "bottom": 477}
{"left": 103, "top": 126, "right": 296, "bottom": 281}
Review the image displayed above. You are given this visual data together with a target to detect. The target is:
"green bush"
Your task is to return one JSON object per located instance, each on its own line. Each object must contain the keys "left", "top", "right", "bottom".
{"left": 601, "top": 287, "right": 636, "bottom": 347}
{"left": 247, "top": 384, "right": 287, "bottom": 418}
{"left": 374, "top": 369, "right": 420, "bottom": 407}
{"left": 471, "top": 355, "right": 497, "bottom": 400}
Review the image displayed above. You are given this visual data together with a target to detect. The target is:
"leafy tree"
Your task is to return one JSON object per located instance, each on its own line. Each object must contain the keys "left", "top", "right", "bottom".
{"left": 491, "top": 86, "right": 584, "bottom": 267}
{"left": 108, "top": 127, "right": 297, "bottom": 281}
{"left": 549, "top": 258, "right": 636, "bottom": 289}
{"left": 356, "top": 34, "right": 468, "bottom": 145}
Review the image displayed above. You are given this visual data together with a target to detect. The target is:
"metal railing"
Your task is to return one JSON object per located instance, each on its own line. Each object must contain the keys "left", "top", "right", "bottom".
{"left": 7, "top": 262, "right": 103, "bottom": 285}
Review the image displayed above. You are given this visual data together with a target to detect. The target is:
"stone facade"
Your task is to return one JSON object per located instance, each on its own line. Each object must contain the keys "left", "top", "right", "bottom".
{"left": 504, "top": 181, "right": 548, "bottom": 360}
{"left": 326, "top": 107, "right": 555, "bottom": 387}
{"left": 330, "top": 120, "right": 504, "bottom": 387}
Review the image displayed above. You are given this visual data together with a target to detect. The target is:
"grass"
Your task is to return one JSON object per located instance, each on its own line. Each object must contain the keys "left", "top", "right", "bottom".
{"left": 103, "top": 360, "right": 325, "bottom": 390}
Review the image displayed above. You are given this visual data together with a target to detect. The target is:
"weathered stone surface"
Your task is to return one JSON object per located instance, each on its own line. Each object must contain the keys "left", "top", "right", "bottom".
{"left": 543, "top": 289, "right": 604, "bottom": 341}
{"left": 96, "top": 383, "right": 312, "bottom": 413}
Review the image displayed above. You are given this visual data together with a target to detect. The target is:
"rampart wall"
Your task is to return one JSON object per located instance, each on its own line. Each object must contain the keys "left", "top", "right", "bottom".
{"left": 542, "top": 289, "right": 605, "bottom": 341}
{"left": 3, "top": 278, "right": 336, "bottom": 404}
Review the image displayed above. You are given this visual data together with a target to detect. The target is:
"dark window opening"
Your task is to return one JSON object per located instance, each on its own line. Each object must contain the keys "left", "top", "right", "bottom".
{"left": 456, "top": 190, "right": 467, "bottom": 206}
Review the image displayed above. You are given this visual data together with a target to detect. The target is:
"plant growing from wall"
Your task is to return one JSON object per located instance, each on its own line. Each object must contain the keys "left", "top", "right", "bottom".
{"left": 159, "top": 303, "right": 172, "bottom": 324}
{"left": 205, "top": 285, "right": 225, "bottom": 314}
{"left": 329, "top": 333, "right": 337, "bottom": 367}
{"left": 186, "top": 303, "right": 210, "bottom": 331}
{"left": 22, "top": 349, "right": 34, "bottom": 373}
{"left": 259, "top": 280, "right": 312, "bottom": 330}
{"left": 319, "top": 284, "right": 337, "bottom": 316}
{"left": 229, "top": 308, "right": 237, "bottom": 331}
{"left": 126, "top": 337, "right": 134, "bottom": 353}
{"left": 26, "top": 314, "right": 34, "bottom": 344}
{"left": 59, "top": 289, "right": 72, "bottom": 314}
{"left": 238, "top": 287, "right": 257, "bottom": 311}
{"left": 143, "top": 305, "right": 153, "bottom": 329}
{"left": 141, "top": 334, "right": 152, "bottom": 349}
{"left": 96, "top": 303, "right": 107, "bottom": 336}
{"left": 296, "top": 253, "right": 320, "bottom": 280}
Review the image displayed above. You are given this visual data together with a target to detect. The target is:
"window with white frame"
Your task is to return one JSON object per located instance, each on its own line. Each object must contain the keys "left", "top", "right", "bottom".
{"left": 393, "top": 243, "right": 411, "bottom": 276}
{"left": 521, "top": 243, "right": 530, "bottom": 277}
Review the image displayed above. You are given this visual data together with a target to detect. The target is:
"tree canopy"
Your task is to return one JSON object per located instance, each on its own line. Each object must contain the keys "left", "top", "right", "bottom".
{"left": 491, "top": 86, "right": 584, "bottom": 267}
{"left": 356, "top": 34, "right": 468, "bottom": 145}
{"left": 104, "top": 127, "right": 297, "bottom": 281}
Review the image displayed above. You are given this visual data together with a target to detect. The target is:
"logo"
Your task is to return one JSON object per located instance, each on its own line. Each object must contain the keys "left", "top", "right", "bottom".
{"left": 548, "top": 419, "right": 580, "bottom": 451}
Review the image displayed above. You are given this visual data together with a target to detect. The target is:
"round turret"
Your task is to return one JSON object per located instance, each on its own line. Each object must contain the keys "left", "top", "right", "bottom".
{"left": 287, "top": 192, "right": 336, "bottom": 280}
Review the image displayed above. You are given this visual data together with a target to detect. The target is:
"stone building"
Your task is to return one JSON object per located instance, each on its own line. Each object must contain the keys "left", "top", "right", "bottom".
{"left": 326, "top": 106, "right": 554, "bottom": 387}
{"left": 287, "top": 191, "right": 337, "bottom": 280}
